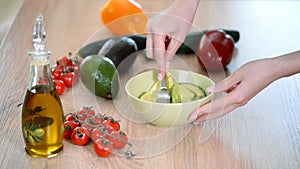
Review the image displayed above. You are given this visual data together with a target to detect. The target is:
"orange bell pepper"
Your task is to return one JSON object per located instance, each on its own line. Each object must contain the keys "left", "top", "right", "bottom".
{"left": 101, "top": 0, "right": 148, "bottom": 35}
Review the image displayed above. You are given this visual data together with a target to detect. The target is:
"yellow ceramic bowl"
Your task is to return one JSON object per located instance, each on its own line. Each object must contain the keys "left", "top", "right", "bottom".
{"left": 125, "top": 69, "right": 214, "bottom": 127}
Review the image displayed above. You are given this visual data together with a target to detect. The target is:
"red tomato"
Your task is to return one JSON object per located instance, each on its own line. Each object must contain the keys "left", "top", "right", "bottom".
{"left": 77, "top": 114, "right": 90, "bottom": 122}
{"left": 64, "top": 113, "right": 76, "bottom": 122}
{"left": 58, "top": 56, "right": 73, "bottom": 66}
{"left": 82, "top": 123, "right": 94, "bottom": 137}
{"left": 92, "top": 116, "right": 103, "bottom": 126}
{"left": 103, "top": 119, "right": 120, "bottom": 132}
{"left": 71, "top": 127, "right": 89, "bottom": 145}
{"left": 64, "top": 121, "right": 79, "bottom": 139}
{"left": 52, "top": 64, "right": 64, "bottom": 72}
{"left": 94, "top": 138, "right": 113, "bottom": 157}
{"left": 197, "top": 30, "right": 234, "bottom": 71}
{"left": 109, "top": 130, "right": 128, "bottom": 149}
{"left": 78, "top": 107, "right": 96, "bottom": 117}
{"left": 53, "top": 79, "right": 65, "bottom": 95}
{"left": 91, "top": 128, "right": 105, "bottom": 142}
{"left": 61, "top": 72, "right": 76, "bottom": 87}
{"left": 52, "top": 69, "right": 62, "bottom": 80}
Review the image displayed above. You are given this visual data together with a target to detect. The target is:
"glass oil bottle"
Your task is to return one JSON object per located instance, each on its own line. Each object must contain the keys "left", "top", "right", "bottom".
{"left": 21, "top": 14, "right": 64, "bottom": 158}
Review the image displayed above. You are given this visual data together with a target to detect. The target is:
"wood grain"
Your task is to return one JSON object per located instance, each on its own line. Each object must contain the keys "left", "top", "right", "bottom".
{"left": 0, "top": 0, "right": 299, "bottom": 169}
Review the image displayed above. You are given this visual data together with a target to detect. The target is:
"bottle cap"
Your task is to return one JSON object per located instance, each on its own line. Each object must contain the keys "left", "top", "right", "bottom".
{"left": 28, "top": 14, "right": 51, "bottom": 56}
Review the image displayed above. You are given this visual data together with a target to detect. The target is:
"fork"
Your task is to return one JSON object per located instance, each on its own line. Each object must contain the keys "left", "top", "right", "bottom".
{"left": 157, "top": 76, "right": 171, "bottom": 103}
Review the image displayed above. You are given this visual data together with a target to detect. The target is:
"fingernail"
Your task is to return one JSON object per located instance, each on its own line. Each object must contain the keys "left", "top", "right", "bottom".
{"left": 192, "top": 121, "right": 203, "bottom": 125}
{"left": 158, "top": 73, "right": 163, "bottom": 81}
{"left": 189, "top": 112, "right": 198, "bottom": 120}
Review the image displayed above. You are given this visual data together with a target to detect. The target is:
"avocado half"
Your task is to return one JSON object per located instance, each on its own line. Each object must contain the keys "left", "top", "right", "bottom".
{"left": 80, "top": 55, "right": 119, "bottom": 99}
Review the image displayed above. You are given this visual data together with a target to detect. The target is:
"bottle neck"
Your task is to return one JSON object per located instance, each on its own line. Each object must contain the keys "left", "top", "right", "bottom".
{"left": 28, "top": 52, "right": 54, "bottom": 91}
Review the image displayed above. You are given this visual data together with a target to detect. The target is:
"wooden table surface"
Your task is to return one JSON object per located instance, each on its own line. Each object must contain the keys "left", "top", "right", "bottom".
{"left": 0, "top": 0, "right": 299, "bottom": 169}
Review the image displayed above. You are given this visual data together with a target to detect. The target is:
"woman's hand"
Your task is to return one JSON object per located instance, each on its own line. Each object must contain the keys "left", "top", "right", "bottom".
{"left": 146, "top": 0, "right": 200, "bottom": 80}
{"left": 190, "top": 58, "right": 282, "bottom": 123}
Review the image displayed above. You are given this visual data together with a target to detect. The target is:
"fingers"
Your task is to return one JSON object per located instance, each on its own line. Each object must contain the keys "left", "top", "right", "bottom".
{"left": 189, "top": 81, "right": 251, "bottom": 124}
{"left": 153, "top": 34, "right": 168, "bottom": 80}
{"left": 146, "top": 32, "right": 180, "bottom": 80}
{"left": 146, "top": 33, "right": 153, "bottom": 59}
{"left": 208, "top": 73, "right": 241, "bottom": 93}
{"left": 192, "top": 102, "right": 239, "bottom": 124}
{"left": 166, "top": 38, "right": 181, "bottom": 60}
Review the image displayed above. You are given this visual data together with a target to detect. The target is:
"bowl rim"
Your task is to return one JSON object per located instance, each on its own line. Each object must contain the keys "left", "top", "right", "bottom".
{"left": 125, "top": 69, "right": 215, "bottom": 105}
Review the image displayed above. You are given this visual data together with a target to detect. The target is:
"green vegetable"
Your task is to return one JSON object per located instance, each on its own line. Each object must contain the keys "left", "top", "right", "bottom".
{"left": 98, "top": 37, "right": 138, "bottom": 73}
{"left": 171, "top": 83, "right": 206, "bottom": 103}
{"left": 78, "top": 29, "right": 239, "bottom": 58}
{"left": 80, "top": 55, "right": 119, "bottom": 99}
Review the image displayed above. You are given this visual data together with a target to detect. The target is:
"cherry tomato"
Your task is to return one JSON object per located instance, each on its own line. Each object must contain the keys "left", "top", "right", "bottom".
{"left": 91, "top": 128, "right": 105, "bottom": 142}
{"left": 197, "top": 30, "right": 234, "bottom": 71}
{"left": 64, "top": 113, "right": 76, "bottom": 122}
{"left": 64, "top": 120, "right": 80, "bottom": 139}
{"left": 92, "top": 116, "right": 103, "bottom": 126}
{"left": 61, "top": 72, "right": 76, "bottom": 87}
{"left": 53, "top": 79, "right": 65, "bottom": 95}
{"left": 52, "top": 64, "right": 64, "bottom": 72}
{"left": 102, "top": 118, "right": 120, "bottom": 132}
{"left": 71, "top": 126, "right": 89, "bottom": 145}
{"left": 94, "top": 138, "right": 113, "bottom": 157}
{"left": 78, "top": 106, "right": 95, "bottom": 117}
{"left": 77, "top": 114, "right": 90, "bottom": 122}
{"left": 82, "top": 123, "right": 94, "bottom": 137}
{"left": 57, "top": 56, "right": 73, "bottom": 66}
{"left": 109, "top": 130, "right": 128, "bottom": 149}
{"left": 52, "top": 69, "right": 62, "bottom": 80}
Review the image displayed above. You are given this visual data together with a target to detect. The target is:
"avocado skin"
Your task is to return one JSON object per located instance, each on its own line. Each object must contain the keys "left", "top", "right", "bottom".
{"left": 98, "top": 37, "right": 138, "bottom": 73}
{"left": 80, "top": 55, "right": 119, "bottom": 99}
{"left": 78, "top": 35, "right": 145, "bottom": 59}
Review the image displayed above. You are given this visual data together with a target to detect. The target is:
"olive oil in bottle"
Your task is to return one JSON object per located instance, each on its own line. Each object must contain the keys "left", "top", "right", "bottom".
{"left": 21, "top": 14, "right": 64, "bottom": 158}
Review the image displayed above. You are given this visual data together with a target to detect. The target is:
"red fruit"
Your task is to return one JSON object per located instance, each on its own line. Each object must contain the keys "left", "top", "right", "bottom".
{"left": 94, "top": 138, "right": 113, "bottom": 157}
{"left": 91, "top": 128, "right": 105, "bottom": 142}
{"left": 52, "top": 69, "right": 62, "bottom": 80}
{"left": 82, "top": 123, "right": 95, "bottom": 137}
{"left": 102, "top": 119, "right": 120, "bottom": 132}
{"left": 109, "top": 130, "right": 128, "bottom": 149}
{"left": 61, "top": 72, "right": 76, "bottom": 87}
{"left": 71, "top": 126, "right": 90, "bottom": 145}
{"left": 53, "top": 79, "right": 65, "bottom": 95}
{"left": 78, "top": 106, "right": 95, "bottom": 116}
{"left": 58, "top": 56, "right": 73, "bottom": 66}
{"left": 64, "top": 113, "right": 76, "bottom": 122}
{"left": 197, "top": 30, "right": 234, "bottom": 71}
{"left": 63, "top": 121, "right": 80, "bottom": 139}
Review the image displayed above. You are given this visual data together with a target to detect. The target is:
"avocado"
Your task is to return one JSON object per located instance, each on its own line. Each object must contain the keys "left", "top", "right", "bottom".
{"left": 171, "top": 83, "right": 206, "bottom": 103}
{"left": 78, "top": 37, "right": 115, "bottom": 58}
{"left": 80, "top": 55, "right": 119, "bottom": 99}
{"left": 139, "top": 72, "right": 206, "bottom": 103}
{"left": 78, "top": 34, "right": 145, "bottom": 59}
{"left": 98, "top": 37, "right": 138, "bottom": 73}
